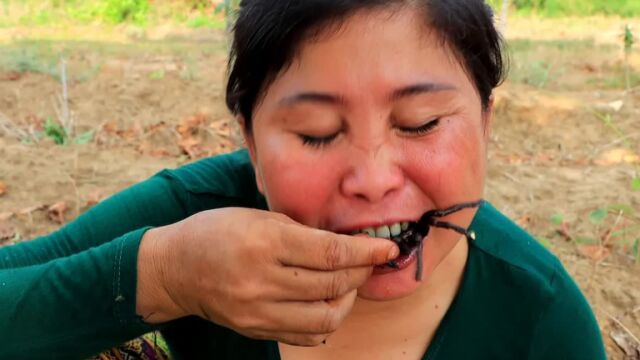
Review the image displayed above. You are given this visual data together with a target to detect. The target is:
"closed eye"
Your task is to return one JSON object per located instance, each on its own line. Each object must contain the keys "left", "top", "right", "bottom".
{"left": 397, "top": 118, "right": 440, "bottom": 135}
{"left": 299, "top": 133, "right": 339, "bottom": 148}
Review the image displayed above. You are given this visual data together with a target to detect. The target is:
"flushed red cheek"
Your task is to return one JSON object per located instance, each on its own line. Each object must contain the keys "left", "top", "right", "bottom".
{"left": 262, "top": 157, "right": 338, "bottom": 225}
{"left": 407, "top": 137, "right": 484, "bottom": 204}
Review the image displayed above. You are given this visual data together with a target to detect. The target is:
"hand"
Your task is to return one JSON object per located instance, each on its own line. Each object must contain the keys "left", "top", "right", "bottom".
{"left": 137, "top": 208, "right": 398, "bottom": 346}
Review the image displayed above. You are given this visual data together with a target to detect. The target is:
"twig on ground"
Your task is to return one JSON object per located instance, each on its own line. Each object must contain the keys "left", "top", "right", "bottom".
{"left": 63, "top": 170, "right": 81, "bottom": 219}
{"left": 604, "top": 310, "right": 640, "bottom": 346}
{"left": 52, "top": 58, "right": 75, "bottom": 139}
{"left": 60, "top": 58, "right": 72, "bottom": 136}
{"left": 0, "top": 111, "right": 30, "bottom": 140}
{"left": 602, "top": 211, "right": 624, "bottom": 247}
{"left": 592, "top": 132, "right": 640, "bottom": 155}
{"left": 502, "top": 171, "right": 522, "bottom": 184}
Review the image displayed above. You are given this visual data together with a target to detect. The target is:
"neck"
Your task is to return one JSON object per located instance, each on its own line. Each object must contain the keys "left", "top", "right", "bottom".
{"left": 350, "top": 236, "right": 469, "bottom": 323}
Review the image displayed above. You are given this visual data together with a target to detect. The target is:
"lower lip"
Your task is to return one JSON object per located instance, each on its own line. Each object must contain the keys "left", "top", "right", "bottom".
{"left": 372, "top": 246, "right": 419, "bottom": 275}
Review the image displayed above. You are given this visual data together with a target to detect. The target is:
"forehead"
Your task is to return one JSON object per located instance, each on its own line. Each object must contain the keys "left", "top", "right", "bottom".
{"left": 256, "top": 7, "right": 478, "bottom": 111}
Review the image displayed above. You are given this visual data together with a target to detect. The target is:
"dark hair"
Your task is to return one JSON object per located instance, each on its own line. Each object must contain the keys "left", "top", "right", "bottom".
{"left": 226, "top": 0, "right": 506, "bottom": 131}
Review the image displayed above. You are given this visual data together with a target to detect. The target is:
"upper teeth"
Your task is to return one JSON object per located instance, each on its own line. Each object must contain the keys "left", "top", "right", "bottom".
{"left": 355, "top": 222, "right": 409, "bottom": 239}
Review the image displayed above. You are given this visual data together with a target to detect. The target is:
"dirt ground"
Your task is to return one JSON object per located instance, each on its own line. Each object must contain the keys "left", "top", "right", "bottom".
{"left": 1, "top": 18, "right": 639, "bottom": 358}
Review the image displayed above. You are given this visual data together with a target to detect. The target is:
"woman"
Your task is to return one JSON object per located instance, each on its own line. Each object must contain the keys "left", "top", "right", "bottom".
{"left": 0, "top": 0, "right": 606, "bottom": 359}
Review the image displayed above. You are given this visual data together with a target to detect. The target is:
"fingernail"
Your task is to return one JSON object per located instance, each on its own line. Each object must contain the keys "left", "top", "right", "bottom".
{"left": 387, "top": 245, "right": 399, "bottom": 260}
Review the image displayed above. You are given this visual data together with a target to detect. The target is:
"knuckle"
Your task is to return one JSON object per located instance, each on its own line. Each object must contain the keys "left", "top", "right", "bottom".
{"left": 324, "top": 238, "right": 346, "bottom": 268}
{"left": 326, "top": 271, "right": 349, "bottom": 299}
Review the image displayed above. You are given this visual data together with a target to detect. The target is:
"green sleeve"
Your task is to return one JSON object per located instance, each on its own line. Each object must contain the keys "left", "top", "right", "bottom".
{"left": 0, "top": 171, "right": 192, "bottom": 359}
{"left": 527, "top": 268, "right": 606, "bottom": 360}
{"left": 0, "top": 171, "right": 189, "bottom": 269}
{"left": 0, "top": 228, "right": 158, "bottom": 359}
{"left": 0, "top": 150, "right": 260, "bottom": 359}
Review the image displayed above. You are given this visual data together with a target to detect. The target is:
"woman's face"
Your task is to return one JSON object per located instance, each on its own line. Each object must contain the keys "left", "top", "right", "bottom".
{"left": 245, "top": 7, "right": 491, "bottom": 301}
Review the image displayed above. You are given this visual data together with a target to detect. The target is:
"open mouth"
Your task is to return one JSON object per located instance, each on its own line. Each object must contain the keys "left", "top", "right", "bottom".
{"left": 352, "top": 200, "right": 484, "bottom": 281}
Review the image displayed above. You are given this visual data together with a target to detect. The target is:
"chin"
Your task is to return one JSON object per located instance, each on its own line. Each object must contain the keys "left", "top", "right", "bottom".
{"left": 356, "top": 261, "right": 423, "bottom": 301}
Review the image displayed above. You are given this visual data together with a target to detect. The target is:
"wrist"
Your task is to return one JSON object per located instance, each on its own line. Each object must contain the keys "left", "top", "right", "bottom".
{"left": 136, "top": 224, "right": 187, "bottom": 323}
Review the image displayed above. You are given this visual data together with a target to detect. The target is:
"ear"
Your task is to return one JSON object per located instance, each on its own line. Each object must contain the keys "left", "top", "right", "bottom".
{"left": 238, "top": 116, "right": 265, "bottom": 194}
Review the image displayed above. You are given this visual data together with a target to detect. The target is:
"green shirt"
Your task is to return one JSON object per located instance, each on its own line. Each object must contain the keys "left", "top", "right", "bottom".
{"left": 0, "top": 149, "right": 606, "bottom": 359}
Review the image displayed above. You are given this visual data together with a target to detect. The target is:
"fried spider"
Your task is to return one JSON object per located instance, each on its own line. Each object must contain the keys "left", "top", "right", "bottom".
{"left": 387, "top": 200, "right": 483, "bottom": 281}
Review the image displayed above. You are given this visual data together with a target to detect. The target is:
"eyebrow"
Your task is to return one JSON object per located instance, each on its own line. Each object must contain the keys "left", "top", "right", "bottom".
{"left": 279, "top": 92, "right": 345, "bottom": 107}
{"left": 390, "top": 82, "right": 457, "bottom": 101}
{"left": 278, "top": 82, "right": 457, "bottom": 107}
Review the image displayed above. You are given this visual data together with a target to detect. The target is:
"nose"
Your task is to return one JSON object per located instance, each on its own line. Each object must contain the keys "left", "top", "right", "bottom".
{"left": 340, "top": 145, "right": 404, "bottom": 203}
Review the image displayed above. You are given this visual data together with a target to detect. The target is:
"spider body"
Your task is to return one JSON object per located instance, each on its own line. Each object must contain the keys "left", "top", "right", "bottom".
{"left": 386, "top": 200, "right": 483, "bottom": 281}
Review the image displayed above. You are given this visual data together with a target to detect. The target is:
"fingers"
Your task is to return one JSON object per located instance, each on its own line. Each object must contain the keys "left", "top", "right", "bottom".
{"left": 248, "top": 290, "right": 358, "bottom": 335}
{"left": 268, "top": 266, "right": 372, "bottom": 301}
{"left": 277, "top": 224, "right": 399, "bottom": 270}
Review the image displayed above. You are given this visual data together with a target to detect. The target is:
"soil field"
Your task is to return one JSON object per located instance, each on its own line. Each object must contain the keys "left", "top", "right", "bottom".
{"left": 1, "top": 18, "right": 640, "bottom": 358}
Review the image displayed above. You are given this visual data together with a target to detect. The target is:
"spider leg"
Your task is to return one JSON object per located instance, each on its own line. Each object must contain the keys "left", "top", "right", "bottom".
{"left": 426, "top": 200, "right": 484, "bottom": 219}
{"left": 431, "top": 220, "right": 476, "bottom": 242}
{"left": 415, "top": 238, "right": 424, "bottom": 281}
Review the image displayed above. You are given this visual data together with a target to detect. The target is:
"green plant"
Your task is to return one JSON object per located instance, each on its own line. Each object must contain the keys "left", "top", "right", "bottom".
{"left": 589, "top": 208, "right": 608, "bottom": 224}
{"left": 44, "top": 117, "right": 94, "bottom": 145}
{"left": 44, "top": 117, "right": 67, "bottom": 145}
{"left": 623, "top": 24, "right": 634, "bottom": 92}
{"left": 495, "top": 0, "right": 640, "bottom": 17}
{"left": 550, "top": 213, "right": 564, "bottom": 226}
{"left": 102, "top": 0, "right": 149, "bottom": 25}
{"left": 149, "top": 69, "right": 165, "bottom": 80}
{"left": 214, "top": 0, "right": 240, "bottom": 33}
{"left": 549, "top": 207, "right": 640, "bottom": 260}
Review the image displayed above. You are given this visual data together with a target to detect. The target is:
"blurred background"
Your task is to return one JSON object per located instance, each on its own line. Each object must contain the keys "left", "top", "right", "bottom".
{"left": 0, "top": 0, "right": 639, "bottom": 358}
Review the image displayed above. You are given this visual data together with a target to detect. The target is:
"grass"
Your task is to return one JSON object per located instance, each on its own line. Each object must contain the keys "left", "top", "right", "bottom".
{"left": 0, "top": 38, "right": 224, "bottom": 80}
{"left": 506, "top": 39, "right": 589, "bottom": 90}
{"left": 1, "top": 0, "right": 639, "bottom": 28}
{"left": 487, "top": 0, "right": 640, "bottom": 17}
{"left": 0, "top": 0, "right": 226, "bottom": 28}
{"left": 505, "top": 38, "right": 639, "bottom": 91}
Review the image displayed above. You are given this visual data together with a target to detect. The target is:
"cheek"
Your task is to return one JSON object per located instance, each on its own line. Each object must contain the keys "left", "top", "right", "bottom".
{"left": 405, "top": 122, "right": 486, "bottom": 206}
{"left": 259, "top": 146, "right": 341, "bottom": 225}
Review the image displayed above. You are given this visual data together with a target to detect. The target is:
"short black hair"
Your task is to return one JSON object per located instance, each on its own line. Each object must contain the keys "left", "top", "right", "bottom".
{"left": 226, "top": 0, "right": 506, "bottom": 130}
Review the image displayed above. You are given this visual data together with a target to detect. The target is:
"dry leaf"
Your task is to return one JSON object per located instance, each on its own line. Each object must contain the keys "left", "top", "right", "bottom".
{"left": 0, "top": 181, "right": 7, "bottom": 196}
{"left": 581, "top": 64, "right": 597, "bottom": 73}
{"left": 85, "top": 191, "right": 104, "bottom": 208}
{"left": 47, "top": 201, "right": 67, "bottom": 224}
{"left": 1, "top": 71, "right": 22, "bottom": 81}
{"left": 19, "top": 204, "right": 46, "bottom": 216}
{"left": 177, "top": 113, "right": 207, "bottom": 137}
{"left": 209, "top": 119, "right": 232, "bottom": 138}
{"left": 178, "top": 136, "right": 204, "bottom": 159}
{"left": 137, "top": 141, "right": 172, "bottom": 158}
{"left": 145, "top": 121, "right": 168, "bottom": 134}
{"left": 0, "top": 222, "right": 16, "bottom": 244}
{"left": 0, "top": 212, "right": 13, "bottom": 221}
{"left": 610, "top": 330, "right": 640, "bottom": 358}
{"left": 556, "top": 221, "right": 573, "bottom": 242}
{"left": 594, "top": 148, "right": 640, "bottom": 166}
{"left": 516, "top": 215, "right": 531, "bottom": 227}
{"left": 577, "top": 244, "right": 610, "bottom": 262}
